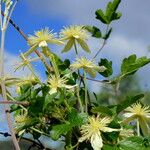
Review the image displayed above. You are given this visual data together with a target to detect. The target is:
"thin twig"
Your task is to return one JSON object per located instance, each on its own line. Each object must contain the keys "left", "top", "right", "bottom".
{"left": 80, "top": 75, "right": 110, "bottom": 84}
{"left": 92, "top": 25, "right": 109, "bottom": 60}
{"left": 92, "top": 40, "right": 107, "bottom": 60}
{"left": 0, "top": 1, "right": 20, "bottom": 149}
{"left": 0, "top": 100, "right": 29, "bottom": 106}
{"left": 0, "top": 131, "right": 46, "bottom": 149}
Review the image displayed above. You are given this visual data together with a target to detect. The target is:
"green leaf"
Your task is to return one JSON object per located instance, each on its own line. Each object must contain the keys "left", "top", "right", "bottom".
{"left": 106, "top": 0, "right": 122, "bottom": 23}
{"left": 51, "top": 109, "right": 87, "bottom": 140}
{"left": 29, "top": 97, "right": 45, "bottom": 115}
{"left": 58, "top": 59, "right": 70, "bottom": 71}
{"left": 91, "top": 105, "right": 113, "bottom": 116}
{"left": 103, "top": 145, "right": 119, "bottom": 150}
{"left": 44, "top": 93, "right": 57, "bottom": 109}
{"left": 85, "top": 26, "right": 102, "bottom": 38}
{"left": 111, "top": 12, "right": 122, "bottom": 21}
{"left": 77, "top": 38, "right": 91, "bottom": 53}
{"left": 51, "top": 123, "right": 72, "bottom": 140}
{"left": 116, "top": 94, "right": 144, "bottom": 114}
{"left": 111, "top": 0, "right": 121, "bottom": 12}
{"left": 95, "top": 9, "right": 108, "bottom": 24}
{"left": 121, "top": 55, "right": 150, "bottom": 77}
{"left": 62, "top": 38, "right": 74, "bottom": 53}
{"left": 119, "top": 136, "right": 148, "bottom": 150}
{"left": 68, "top": 109, "right": 87, "bottom": 127}
{"left": 98, "top": 58, "right": 113, "bottom": 77}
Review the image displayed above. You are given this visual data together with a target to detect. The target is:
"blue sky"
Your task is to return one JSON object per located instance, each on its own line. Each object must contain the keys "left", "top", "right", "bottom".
{"left": 6, "top": 1, "right": 68, "bottom": 55}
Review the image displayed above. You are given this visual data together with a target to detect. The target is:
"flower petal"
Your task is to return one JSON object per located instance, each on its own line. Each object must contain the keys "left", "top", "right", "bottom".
{"left": 62, "top": 38, "right": 74, "bottom": 53}
{"left": 101, "top": 127, "right": 120, "bottom": 133}
{"left": 123, "top": 113, "right": 134, "bottom": 118}
{"left": 139, "top": 117, "right": 149, "bottom": 136}
{"left": 85, "top": 68, "right": 97, "bottom": 78}
{"left": 91, "top": 132, "right": 103, "bottom": 150}
{"left": 122, "top": 114, "right": 137, "bottom": 125}
{"left": 77, "top": 38, "right": 91, "bottom": 53}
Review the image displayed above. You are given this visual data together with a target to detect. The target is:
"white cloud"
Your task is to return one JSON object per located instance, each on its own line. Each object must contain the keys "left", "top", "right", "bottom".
{"left": 26, "top": 0, "right": 106, "bottom": 24}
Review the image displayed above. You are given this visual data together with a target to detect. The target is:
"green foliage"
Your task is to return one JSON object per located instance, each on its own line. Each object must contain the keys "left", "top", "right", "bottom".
{"left": 96, "top": 0, "right": 122, "bottom": 24}
{"left": 98, "top": 58, "right": 113, "bottom": 77}
{"left": 116, "top": 94, "right": 144, "bottom": 114}
{"left": 91, "top": 105, "right": 114, "bottom": 116}
{"left": 118, "top": 136, "right": 150, "bottom": 150}
{"left": 51, "top": 109, "right": 86, "bottom": 140}
{"left": 121, "top": 54, "right": 150, "bottom": 77}
{"left": 85, "top": 26, "right": 102, "bottom": 38}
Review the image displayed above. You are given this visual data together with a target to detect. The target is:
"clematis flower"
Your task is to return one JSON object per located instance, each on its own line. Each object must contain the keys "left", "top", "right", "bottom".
{"left": 70, "top": 57, "right": 106, "bottom": 78}
{"left": 60, "top": 25, "right": 90, "bottom": 53}
{"left": 24, "top": 28, "right": 63, "bottom": 57}
{"left": 47, "top": 75, "right": 76, "bottom": 94}
{"left": 79, "top": 115, "right": 120, "bottom": 150}
{"left": 123, "top": 103, "right": 150, "bottom": 136}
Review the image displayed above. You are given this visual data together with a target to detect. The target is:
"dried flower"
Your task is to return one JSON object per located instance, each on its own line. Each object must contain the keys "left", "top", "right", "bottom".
{"left": 123, "top": 103, "right": 150, "bottom": 136}
{"left": 70, "top": 57, "right": 106, "bottom": 78}
{"left": 60, "top": 25, "right": 90, "bottom": 53}
{"left": 79, "top": 115, "right": 120, "bottom": 150}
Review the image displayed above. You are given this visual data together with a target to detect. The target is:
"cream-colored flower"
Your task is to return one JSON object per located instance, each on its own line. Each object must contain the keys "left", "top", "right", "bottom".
{"left": 123, "top": 103, "right": 150, "bottom": 136}
{"left": 70, "top": 58, "right": 106, "bottom": 78}
{"left": 79, "top": 115, "right": 120, "bottom": 150}
{"left": 60, "top": 25, "right": 90, "bottom": 53}
{"left": 47, "top": 75, "right": 76, "bottom": 94}
{"left": 28, "top": 28, "right": 63, "bottom": 47}
{"left": 24, "top": 28, "right": 63, "bottom": 57}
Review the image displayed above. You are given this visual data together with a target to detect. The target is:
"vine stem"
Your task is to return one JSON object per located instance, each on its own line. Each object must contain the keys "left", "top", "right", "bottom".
{"left": 137, "top": 119, "right": 140, "bottom": 136}
{"left": 92, "top": 25, "right": 109, "bottom": 60}
{"left": 83, "top": 71, "right": 88, "bottom": 113}
{"left": 0, "top": 1, "right": 21, "bottom": 149}
{"left": 0, "top": 131, "right": 52, "bottom": 150}
{"left": 30, "top": 127, "right": 51, "bottom": 137}
{"left": 0, "top": 100, "right": 29, "bottom": 106}
{"left": 0, "top": 22, "right": 21, "bottom": 150}
{"left": 76, "top": 86, "right": 84, "bottom": 113}
{"left": 74, "top": 40, "right": 78, "bottom": 55}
